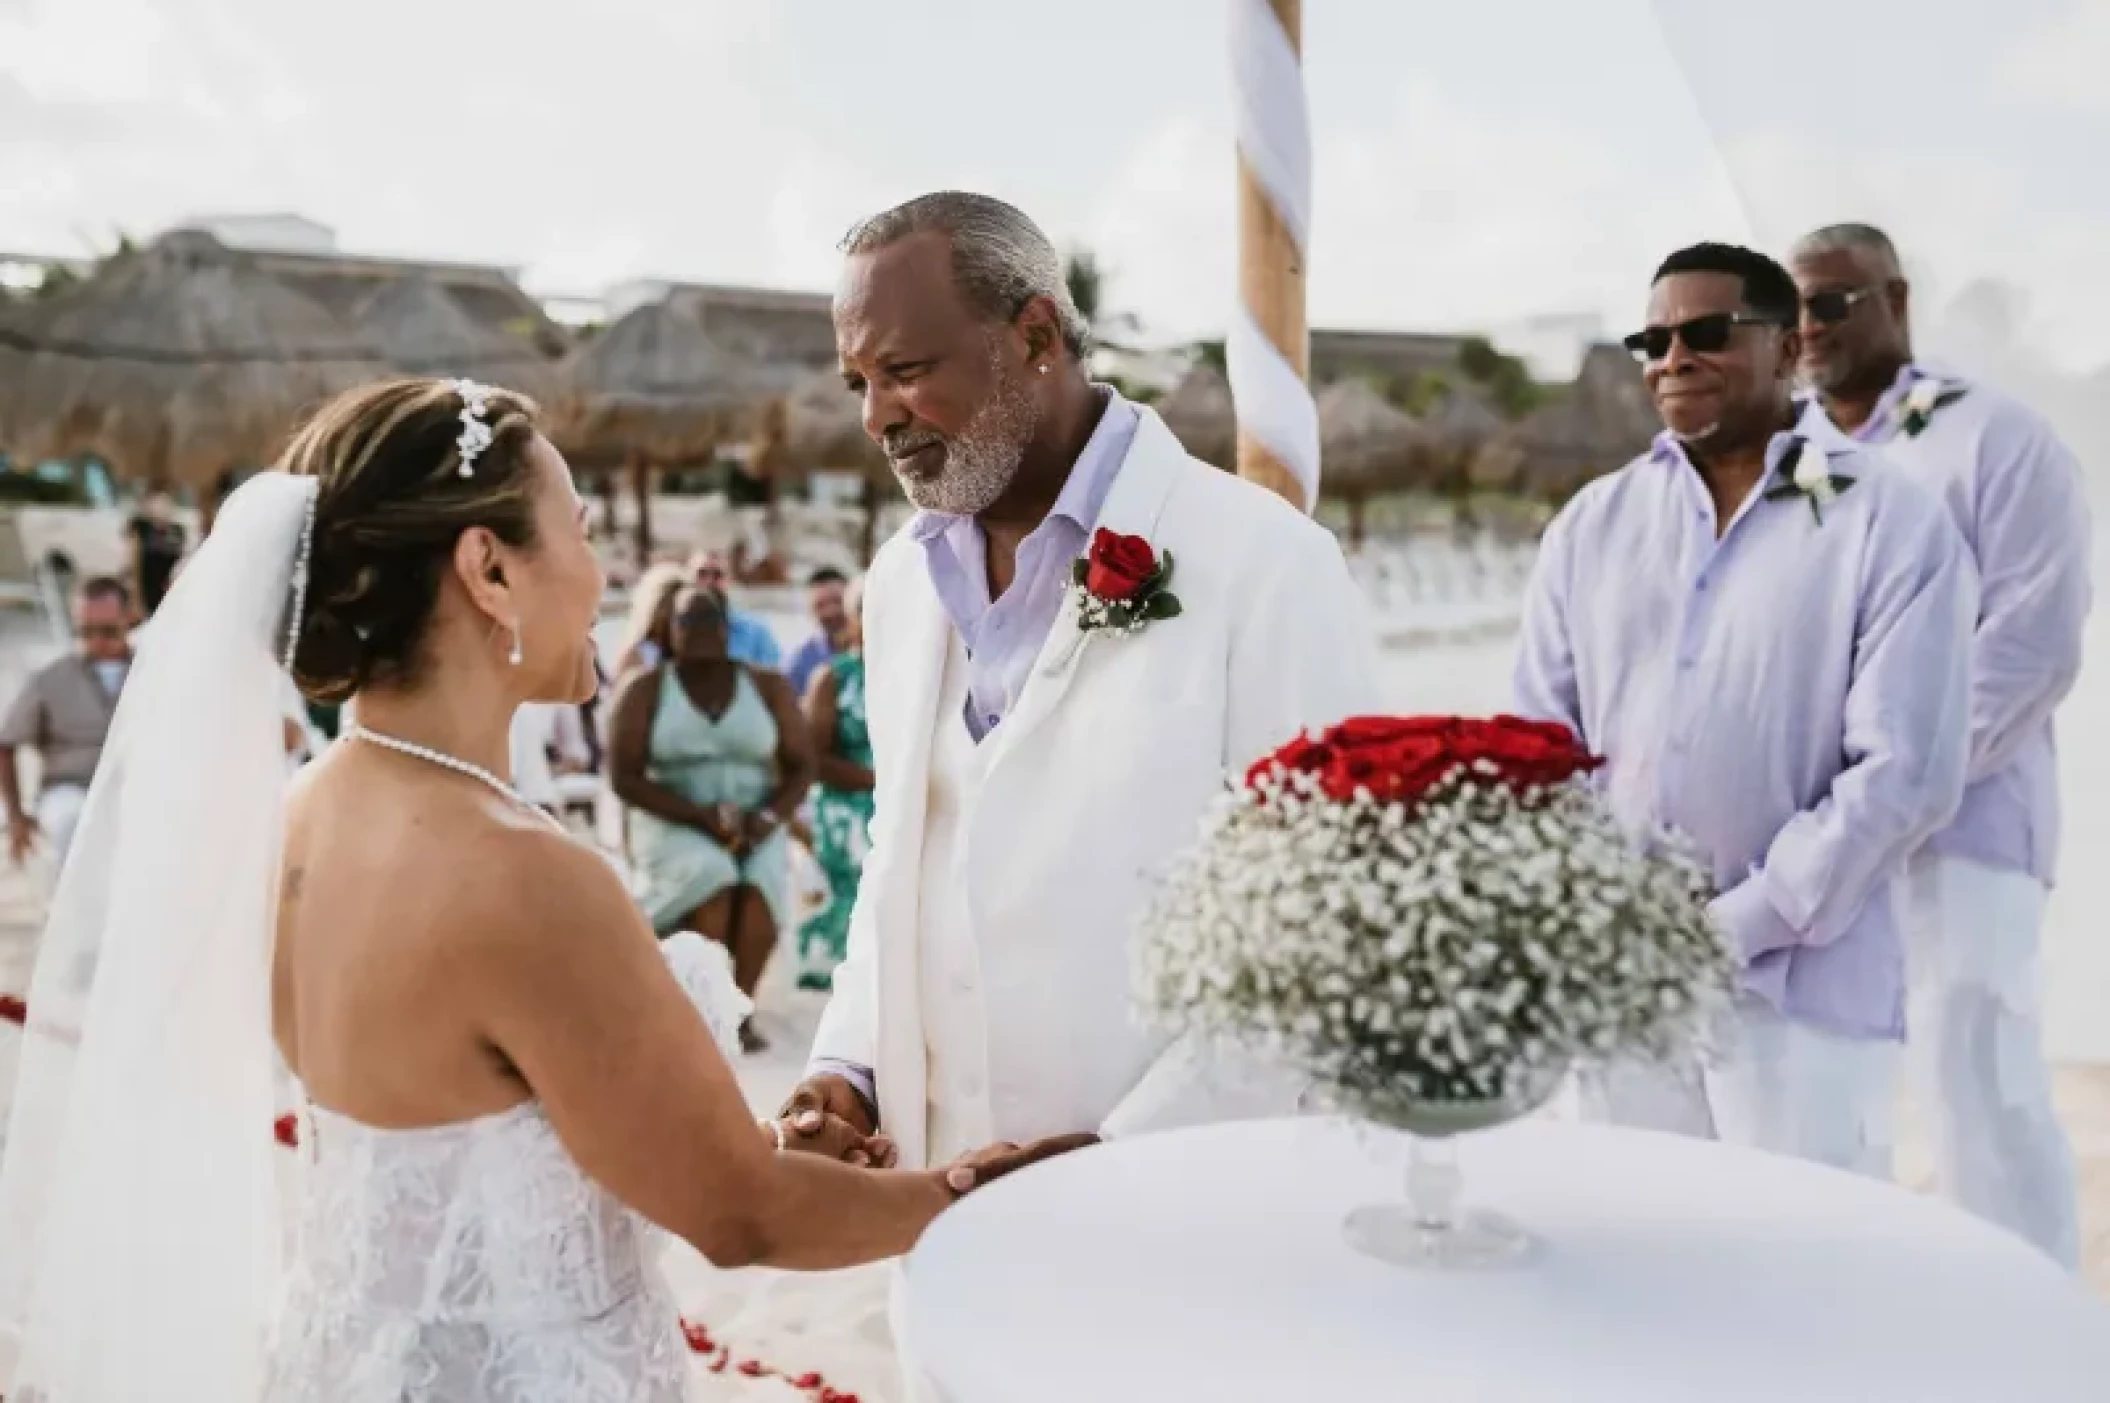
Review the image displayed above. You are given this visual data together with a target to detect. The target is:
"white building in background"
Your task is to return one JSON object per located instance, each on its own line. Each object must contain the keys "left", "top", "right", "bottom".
{"left": 171, "top": 212, "right": 338, "bottom": 255}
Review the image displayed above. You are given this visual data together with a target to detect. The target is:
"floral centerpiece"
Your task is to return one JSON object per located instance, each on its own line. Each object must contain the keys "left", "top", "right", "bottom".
{"left": 1136, "top": 715, "right": 1732, "bottom": 1266}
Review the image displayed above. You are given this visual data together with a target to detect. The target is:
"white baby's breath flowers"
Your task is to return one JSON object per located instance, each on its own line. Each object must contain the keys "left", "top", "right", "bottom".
{"left": 1136, "top": 766, "right": 1733, "bottom": 1110}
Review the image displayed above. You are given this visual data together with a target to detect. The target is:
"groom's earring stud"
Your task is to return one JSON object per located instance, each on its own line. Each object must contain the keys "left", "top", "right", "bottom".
{"left": 1038, "top": 363, "right": 1050, "bottom": 375}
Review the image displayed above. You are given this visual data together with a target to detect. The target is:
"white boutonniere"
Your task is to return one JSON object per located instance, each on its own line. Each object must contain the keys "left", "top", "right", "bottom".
{"left": 1762, "top": 436, "right": 1857, "bottom": 526}
{"left": 1897, "top": 376, "right": 1968, "bottom": 438}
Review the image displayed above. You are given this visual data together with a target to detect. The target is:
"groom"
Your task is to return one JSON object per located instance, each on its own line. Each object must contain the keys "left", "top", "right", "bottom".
{"left": 778, "top": 192, "right": 1377, "bottom": 1185}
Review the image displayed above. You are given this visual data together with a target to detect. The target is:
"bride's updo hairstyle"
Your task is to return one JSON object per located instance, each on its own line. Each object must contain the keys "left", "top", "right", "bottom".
{"left": 282, "top": 377, "right": 545, "bottom": 703}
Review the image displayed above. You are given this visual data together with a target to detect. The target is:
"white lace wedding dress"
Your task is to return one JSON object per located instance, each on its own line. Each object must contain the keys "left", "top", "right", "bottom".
{"left": 265, "top": 933, "right": 745, "bottom": 1402}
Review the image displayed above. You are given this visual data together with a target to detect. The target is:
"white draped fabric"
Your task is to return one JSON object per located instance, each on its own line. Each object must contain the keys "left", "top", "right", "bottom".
{"left": 1226, "top": 0, "right": 1320, "bottom": 509}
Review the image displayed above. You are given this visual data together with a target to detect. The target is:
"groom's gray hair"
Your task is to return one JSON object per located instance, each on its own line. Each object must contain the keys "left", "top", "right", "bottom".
{"left": 1791, "top": 223, "right": 1904, "bottom": 279}
{"left": 839, "top": 191, "right": 1090, "bottom": 359}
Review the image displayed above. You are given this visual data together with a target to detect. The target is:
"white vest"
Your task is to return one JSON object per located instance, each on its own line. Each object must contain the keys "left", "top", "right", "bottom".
{"left": 917, "top": 636, "right": 998, "bottom": 1163}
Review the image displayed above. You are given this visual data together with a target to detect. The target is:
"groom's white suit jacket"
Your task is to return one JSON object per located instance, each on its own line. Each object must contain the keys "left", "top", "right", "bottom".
{"left": 810, "top": 411, "right": 1379, "bottom": 1169}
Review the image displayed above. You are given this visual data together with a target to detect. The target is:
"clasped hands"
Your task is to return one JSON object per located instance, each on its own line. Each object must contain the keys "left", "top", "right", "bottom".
{"left": 701, "top": 803, "right": 779, "bottom": 857}
{"left": 776, "top": 1074, "right": 1097, "bottom": 1193}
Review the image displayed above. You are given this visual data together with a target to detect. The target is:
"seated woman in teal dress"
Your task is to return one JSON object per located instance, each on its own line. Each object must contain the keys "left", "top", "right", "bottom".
{"left": 797, "top": 580, "right": 873, "bottom": 991}
{"left": 608, "top": 585, "right": 812, "bottom": 1053}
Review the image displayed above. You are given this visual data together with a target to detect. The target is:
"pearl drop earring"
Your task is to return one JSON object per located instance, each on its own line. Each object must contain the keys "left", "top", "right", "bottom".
{"left": 508, "top": 624, "right": 523, "bottom": 667}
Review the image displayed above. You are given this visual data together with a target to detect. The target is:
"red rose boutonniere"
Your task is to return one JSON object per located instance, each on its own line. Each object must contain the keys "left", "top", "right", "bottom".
{"left": 1072, "top": 528, "right": 1182, "bottom": 636}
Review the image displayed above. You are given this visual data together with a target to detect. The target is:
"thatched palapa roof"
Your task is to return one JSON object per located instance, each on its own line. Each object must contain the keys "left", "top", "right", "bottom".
{"left": 252, "top": 247, "right": 571, "bottom": 359}
{"left": 1156, "top": 363, "right": 1236, "bottom": 468}
{"left": 1316, "top": 378, "right": 1430, "bottom": 491}
{"left": 555, "top": 298, "right": 797, "bottom": 467}
{"left": 348, "top": 275, "right": 560, "bottom": 402}
{"left": 1471, "top": 344, "right": 1658, "bottom": 496}
{"left": 1424, "top": 384, "right": 1505, "bottom": 461}
{"left": 0, "top": 230, "right": 389, "bottom": 484}
{"left": 775, "top": 369, "right": 884, "bottom": 476}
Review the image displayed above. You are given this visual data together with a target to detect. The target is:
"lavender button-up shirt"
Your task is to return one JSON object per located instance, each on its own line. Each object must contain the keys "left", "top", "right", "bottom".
{"left": 907, "top": 387, "right": 1142, "bottom": 740}
{"left": 808, "top": 388, "right": 1141, "bottom": 1119}
{"left": 1826, "top": 364, "right": 2092, "bottom": 887}
{"left": 1513, "top": 405, "right": 1977, "bottom": 1039}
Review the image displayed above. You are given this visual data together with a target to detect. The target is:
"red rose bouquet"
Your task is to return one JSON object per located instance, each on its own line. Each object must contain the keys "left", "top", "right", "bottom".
{"left": 1137, "top": 715, "right": 1731, "bottom": 1110}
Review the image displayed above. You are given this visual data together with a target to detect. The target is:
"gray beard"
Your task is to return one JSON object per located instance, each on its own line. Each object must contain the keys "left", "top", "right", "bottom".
{"left": 894, "top": 367, "right": 1041, "bottom": 516}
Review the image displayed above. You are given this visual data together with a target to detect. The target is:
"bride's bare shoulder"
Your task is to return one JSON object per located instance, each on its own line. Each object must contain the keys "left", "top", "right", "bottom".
{"left": 452, "top": 814, "right": 641, "bottom": 942}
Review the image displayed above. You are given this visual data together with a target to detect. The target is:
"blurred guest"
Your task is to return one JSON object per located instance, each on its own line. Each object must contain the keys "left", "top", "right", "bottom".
{"left": 797, "top": 577, "right": 872, "bottom": 990}
{"left": 1794, "top": 223, "right": 2090, "bottom": 1266}
{"left": 0, "top": 576, "right": 133, "bottom": 871}
{"left": 690, "top": 549, "right": 782, "bottom": 669}
{"left": 1516, "top": 242, "right": 1974, "bottom": 1177}
{"left": 200, "top": 468, "right": 241, "bottom": 540}
{"left": 785, "top": 566, "right": 853, "bottom": 699}
{"left": 611, "top": 561, "right": 687, "bottom": 676}
{"left": 509, "top": 704, "right": 561, "bottom": 817}
{"left": 608, "top": 584, "right": 812, "bottom": 1052}
{"left": 127, "top": 485, "right": 187, "bottom": 618}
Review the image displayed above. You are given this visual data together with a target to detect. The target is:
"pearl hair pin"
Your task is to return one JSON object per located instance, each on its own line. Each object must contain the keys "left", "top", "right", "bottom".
{"left": 451, "top": 378, "right": 495, "bottom": 477}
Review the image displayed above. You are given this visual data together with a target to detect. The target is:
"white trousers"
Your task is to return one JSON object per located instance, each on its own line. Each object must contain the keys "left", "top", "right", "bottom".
{"left": 1901, "top": 852, "right": 2078, "bottom": 1268}
{"left": 1577, "top": 998, "right": 1897, "bottom": 1179}
{"left": 33, "top": 783, "right": 88, "bottom": 888}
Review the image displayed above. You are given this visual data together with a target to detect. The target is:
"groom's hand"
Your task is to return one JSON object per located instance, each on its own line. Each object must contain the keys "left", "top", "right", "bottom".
{"left": 780, "top": 1111, "right": 895, "bottom": 1167}
{"left": 780, "top": 1074, "right": 885, "bottom": 1163}
{"left": 942, "top": 1133, "right": 1100, "bottom": 1193}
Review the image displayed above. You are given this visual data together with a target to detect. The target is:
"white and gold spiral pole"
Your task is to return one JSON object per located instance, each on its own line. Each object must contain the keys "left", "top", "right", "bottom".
{"left": 1228, "top": 0, "right": 1319, "bottom": 512}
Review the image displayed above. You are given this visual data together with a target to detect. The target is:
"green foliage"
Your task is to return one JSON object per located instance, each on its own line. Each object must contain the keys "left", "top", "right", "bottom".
{"left": 1104, "top": 373, "right": 1162, "bottom": 405}
{"left": 1065, "top": 249, "right": 1107, "bottom": 323}
{"left": 1190, "top": 338, "right": 1227, "bottom": 372}
{"left": 1065, "top": 247, "right": 1141, "bottom": 353}
{"left": 1394, "top": 370, "right": 1450, "bottom": 417}
{"left": 1454, "top": 336, "right": 1542, "bottom": 419}
{"left": 29, "top": 262, "right": 81, "bottom": 301}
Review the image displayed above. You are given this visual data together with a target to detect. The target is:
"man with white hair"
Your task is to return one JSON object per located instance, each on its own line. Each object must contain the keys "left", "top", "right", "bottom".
{"left": 1792, "top": 222, "right": 2091, "bottom": 1267}
{"left": 773, "top": 191, "right": 1377, "bottom": 1396}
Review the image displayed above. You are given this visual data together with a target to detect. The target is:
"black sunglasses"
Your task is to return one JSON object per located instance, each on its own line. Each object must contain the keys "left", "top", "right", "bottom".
{"left": 1622, "top": 312, "right": 1785, "bottom": 363}
{"left": 1801, "top": 286, "right": 1880, "bottom": 326}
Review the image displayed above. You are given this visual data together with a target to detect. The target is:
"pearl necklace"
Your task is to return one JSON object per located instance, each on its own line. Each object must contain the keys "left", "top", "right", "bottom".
{"left": 345, "top": 725, "right": 564, "bottom": 832}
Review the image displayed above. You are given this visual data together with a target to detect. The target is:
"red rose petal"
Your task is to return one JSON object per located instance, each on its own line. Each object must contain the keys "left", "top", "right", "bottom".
{"left": 1252, "top": 715, "right": 1598, "bottom": 807}
{"left": 1085, "top": 528, "right": 1158, "bottom": 602}
{"left": 273, "top": 1114, "right": 301, "bottom": 1149}
{"left": 0, "top": 994, "right": 25, "bottom": 1026}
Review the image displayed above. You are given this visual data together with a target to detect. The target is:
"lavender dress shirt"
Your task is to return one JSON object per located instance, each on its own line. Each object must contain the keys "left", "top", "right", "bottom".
{"left": 1827, "top": 365, "right": 2092, "bottom": 887}
{"left": 1513, "top": 404, "right": 1977, "bottom": 1040}
{"left": 907, "top": 389, "right": 1142, "bottom": 740}
{"left": 809, "top": 389, "right": 1143, "bottom": 1118}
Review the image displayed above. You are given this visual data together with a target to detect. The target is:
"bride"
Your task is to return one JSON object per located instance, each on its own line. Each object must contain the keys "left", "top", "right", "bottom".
{"left": 0, "top": 378, "right": 976, "bottom": 1401}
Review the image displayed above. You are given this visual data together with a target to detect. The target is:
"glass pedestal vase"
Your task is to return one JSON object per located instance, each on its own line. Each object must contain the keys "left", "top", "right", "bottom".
{"left": 1337, "top": 1067, "right": 1565, "bottom": 1270}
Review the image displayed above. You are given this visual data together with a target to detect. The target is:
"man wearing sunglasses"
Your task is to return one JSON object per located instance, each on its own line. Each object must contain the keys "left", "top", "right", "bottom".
{"left": 1515, "top": 242, "right": 1975, "bottom": 1176}
{"left": 0, "top": 576, "right": 135, "bottom": 878}
{"left": 1793, "top": 223, "right": 2090, "bottom": 1267}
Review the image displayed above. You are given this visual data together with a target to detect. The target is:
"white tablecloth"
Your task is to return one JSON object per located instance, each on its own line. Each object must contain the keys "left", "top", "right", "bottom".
{"left": 905, "top": 1118, "right": 2110, "bottom": 1402}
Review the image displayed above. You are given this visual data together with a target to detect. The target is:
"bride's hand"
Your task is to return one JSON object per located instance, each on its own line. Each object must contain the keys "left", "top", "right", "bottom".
{"left": 770, "top": 1111, "right": 896, "bottom": 1168}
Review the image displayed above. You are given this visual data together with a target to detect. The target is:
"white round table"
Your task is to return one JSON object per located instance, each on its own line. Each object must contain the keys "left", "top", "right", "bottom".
{"left": 904, "top": 1119, "right": 2110, "bottom": 1402}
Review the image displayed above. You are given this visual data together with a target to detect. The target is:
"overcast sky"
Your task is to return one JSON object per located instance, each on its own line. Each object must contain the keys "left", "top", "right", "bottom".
{"left": 4, "top": 0, "right": 2106, "bottom": 368}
